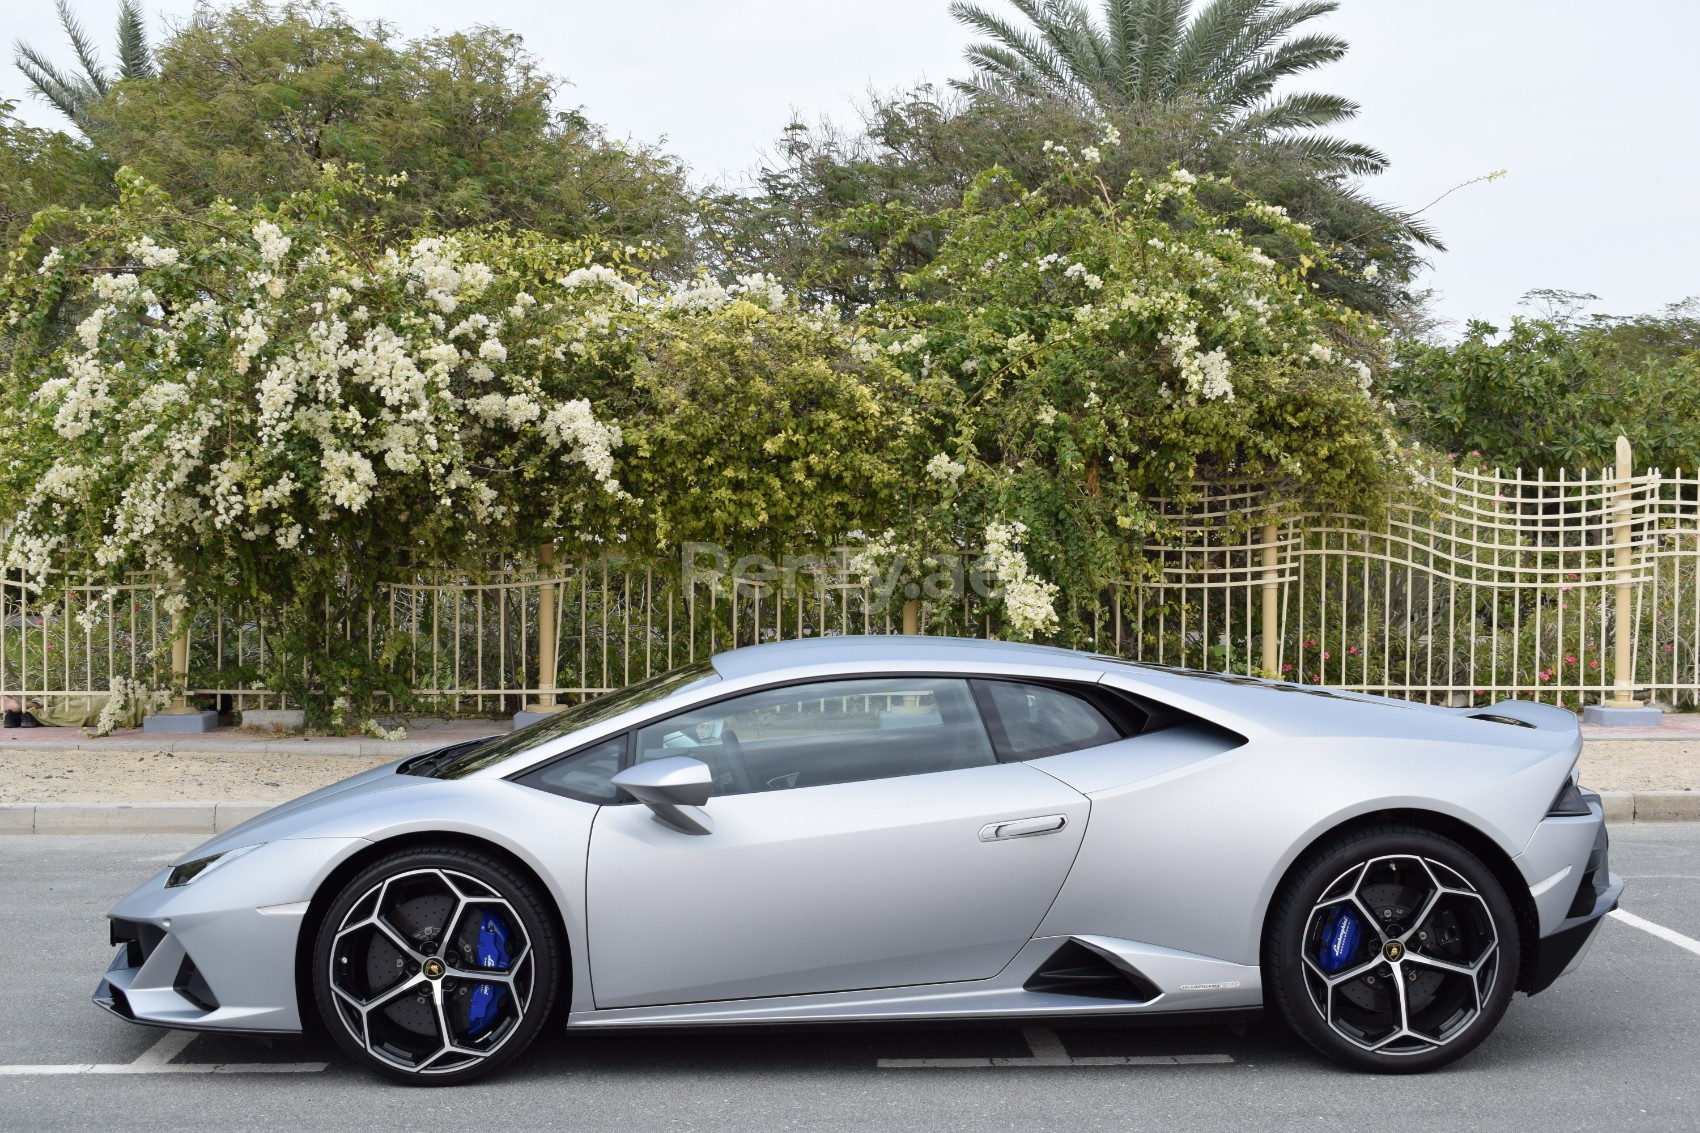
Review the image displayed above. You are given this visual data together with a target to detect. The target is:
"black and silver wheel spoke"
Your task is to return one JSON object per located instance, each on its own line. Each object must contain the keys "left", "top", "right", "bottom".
{"left": 1301, "top": 854, "right": 1501, "bottom": 1057}
{"left": 328, "top": 867, "right": 533, "bottom": 1076}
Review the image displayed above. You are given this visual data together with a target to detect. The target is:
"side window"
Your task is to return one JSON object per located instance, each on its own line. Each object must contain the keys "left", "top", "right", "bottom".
{"left": 633, "top": 678, "right": 995, "bottom": 797}
{"left": 514, "top": 735, "right": 627, "bottom": 803}
{"left": 972, "top": 680, "right": 1122, "bottom": 761}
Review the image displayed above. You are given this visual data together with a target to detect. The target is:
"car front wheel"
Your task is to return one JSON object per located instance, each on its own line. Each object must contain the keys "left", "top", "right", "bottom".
{"left": 312, "top": 845, "right": 562, "bottom": 1085}
{"left": 1265, "top": 824, "right": 1521, "bottom": 1073}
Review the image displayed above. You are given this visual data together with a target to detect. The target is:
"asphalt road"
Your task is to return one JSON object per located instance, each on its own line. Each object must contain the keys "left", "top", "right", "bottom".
{"left": 0, "top": 828, "right": 1695, "bottom": 1133}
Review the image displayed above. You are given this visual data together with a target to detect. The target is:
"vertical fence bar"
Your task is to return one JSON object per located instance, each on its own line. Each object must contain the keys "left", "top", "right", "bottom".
{"left": 1609, "top": 436, "right": 1640, "bottom": 707}
{"left": 1260, "top": 522, "right": 1279, "bottom": 677}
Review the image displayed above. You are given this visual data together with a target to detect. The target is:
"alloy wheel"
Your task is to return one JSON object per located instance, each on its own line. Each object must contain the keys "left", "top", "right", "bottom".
{"left": 1299, "top": 854, "right": 1500, "bottom": 1056}
{"left": 325, "top": 867, "right": 536, "bottom": 1076}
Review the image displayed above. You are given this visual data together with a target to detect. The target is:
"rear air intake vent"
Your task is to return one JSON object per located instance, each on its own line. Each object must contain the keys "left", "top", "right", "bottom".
{"left": 1024, "top": 941, "right": 1160, "bottom": 1003}
{"left": 1468, "top": 713, "right": 1536, "bottom": 728}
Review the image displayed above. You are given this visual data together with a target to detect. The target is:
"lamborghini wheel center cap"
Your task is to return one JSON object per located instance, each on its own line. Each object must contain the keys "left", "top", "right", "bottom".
{"left": 1383, "top": 940, "right": 1405, "bottom": 963}
{"left": 423, "top": 957, "right": 446, "bottom": 980}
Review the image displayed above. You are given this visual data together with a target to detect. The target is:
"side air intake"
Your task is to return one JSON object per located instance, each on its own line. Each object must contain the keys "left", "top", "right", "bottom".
{"left": 1024, "top": 941, "right": 1161, "bottom": 1003}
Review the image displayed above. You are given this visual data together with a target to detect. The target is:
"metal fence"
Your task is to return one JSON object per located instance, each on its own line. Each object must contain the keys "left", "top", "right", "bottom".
{"left": 6, "top": 439, "right": 1698, "bottom": 718}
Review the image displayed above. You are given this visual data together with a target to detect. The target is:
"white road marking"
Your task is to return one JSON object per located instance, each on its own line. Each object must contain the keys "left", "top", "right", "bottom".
{"left": 877, "top": 1027, "right": 1234, "bottom": 1069}
{"left": 0, "top": 1029, "right": 328, "bottom": 1076}
{"left": 1611, "top": 909, "right": 1700, "bottom": 959}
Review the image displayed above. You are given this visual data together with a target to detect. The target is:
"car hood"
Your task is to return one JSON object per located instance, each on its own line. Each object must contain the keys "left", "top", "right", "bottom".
{"left": 176, "top": 759, "right": 418, "bottom": 862}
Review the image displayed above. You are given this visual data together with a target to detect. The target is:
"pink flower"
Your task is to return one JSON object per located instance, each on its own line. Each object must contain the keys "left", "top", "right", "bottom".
{"left": 1310, "top": 674, "right": 1321, "bottom": 683}
{"left": 1281, "top": 663, "right": 1293, "bottom": 673}
{"left": 1589, "top": 659, "right": 1600, "bottom": 669}
{"left": 1564, "top": 654, "right": 1577, "bottom": 666}
{"left": 1538, "top": 669, "right": 1552, "bottom": 682}
{"left": 1347, "top": 646, "right": 1359, "bottom": 656}
{"left": 1321, "top": 651, "right": 1331, "bottom": 660}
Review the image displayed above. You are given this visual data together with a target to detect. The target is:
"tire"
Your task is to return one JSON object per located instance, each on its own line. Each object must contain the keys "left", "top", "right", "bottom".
{"left": 312, "top": 845, "right": 563, "bottom": 1085}
{"left": 1263, "top": 824, "right": 1520, "bottom": 1073}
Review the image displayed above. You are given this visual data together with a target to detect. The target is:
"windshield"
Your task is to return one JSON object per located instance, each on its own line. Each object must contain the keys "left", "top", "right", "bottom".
{"left": 418, "top": 660, "right": 721, "bottom": 779}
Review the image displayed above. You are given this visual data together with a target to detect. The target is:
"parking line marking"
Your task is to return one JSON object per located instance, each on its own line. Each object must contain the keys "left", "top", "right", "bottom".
{"left": 877, "top": 1027, "right": 1235, "bottom": 1069}
{"left": 0, "top": 1029, "right": 328, "bottom": 1076}
{"left": 1611, "top": 909, "right": 1700, "bottom": 959}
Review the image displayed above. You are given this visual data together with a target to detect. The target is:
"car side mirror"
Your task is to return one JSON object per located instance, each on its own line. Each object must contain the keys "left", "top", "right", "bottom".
{"left": 611, "top": 756, "right": 714, "bottom": 835}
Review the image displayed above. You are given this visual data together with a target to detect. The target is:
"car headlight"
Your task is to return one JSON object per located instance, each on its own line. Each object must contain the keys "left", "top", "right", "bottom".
{"left": 166, "top": 844, "right": 263, "bottom": 888}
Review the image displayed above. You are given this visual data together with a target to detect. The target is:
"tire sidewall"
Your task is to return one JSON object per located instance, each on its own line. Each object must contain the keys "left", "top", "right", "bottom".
{"left": 311, "top": 846, "right": 561, "bottom": 1086}
{"left": 1266, "top": 827, "right": 1521, "bottom": 1073}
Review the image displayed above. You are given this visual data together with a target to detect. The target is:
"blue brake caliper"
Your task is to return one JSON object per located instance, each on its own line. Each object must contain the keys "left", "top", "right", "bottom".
{"left": 466, "top": 911, "right": 510, "bottom": 1036}
{"left": 1318, "top": 906, "right": 1362, "bottom": 973}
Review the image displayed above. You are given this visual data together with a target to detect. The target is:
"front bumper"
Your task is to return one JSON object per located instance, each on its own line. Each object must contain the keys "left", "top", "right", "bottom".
{"left": 94, "top": 838, "right": 366, "bottom": 1033}
{"left": 1519, "top": 796, "right": 1623, "bottom": 995}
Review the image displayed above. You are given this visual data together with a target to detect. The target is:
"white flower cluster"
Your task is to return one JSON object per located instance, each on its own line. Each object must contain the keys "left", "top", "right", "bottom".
{"left": 253, "top": 221, "right": 292, "bottom": 267}
{"left": 562, "top": 263, "right": 639, "bottom": 304}
{"left": 88, "top": 676, "right": 171, "bottom": 737}
{"left": 979, "top": 520, "right": 1060, "bottom": 638}
{"left": 1063, "top": 261, "right": 1103, "bottom": 290}
{"left": 925, "top": 453, "right": 966, "bottom": 485}
{"left": 1161, "top": 322, "right": 1235, "bottom": 402}
{"left": 128, "top": 236, "right": 180, "bottom": 268}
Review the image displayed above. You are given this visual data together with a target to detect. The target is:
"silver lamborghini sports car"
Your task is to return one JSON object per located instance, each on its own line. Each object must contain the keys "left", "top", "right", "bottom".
{"left": 96, "top": 637, "right": 1621, "bottom": 1083}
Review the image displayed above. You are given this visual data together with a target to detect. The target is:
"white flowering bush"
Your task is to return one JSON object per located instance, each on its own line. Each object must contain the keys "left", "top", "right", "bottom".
{"left": 1, "top": 169, "right": 900, "bottom": 722}
{"left": 855, "top": 135, "right": 1396, "bottom": 641}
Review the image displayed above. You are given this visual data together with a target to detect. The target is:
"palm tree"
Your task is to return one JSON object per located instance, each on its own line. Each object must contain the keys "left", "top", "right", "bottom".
{"left": 14, "top": 0, "right": 154, "bottom": 133}
{"left": 950, "top": 0, "right": 1385, "bottom": 175}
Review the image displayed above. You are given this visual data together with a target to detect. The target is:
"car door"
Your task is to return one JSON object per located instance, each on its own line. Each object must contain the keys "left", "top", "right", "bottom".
{"left": 583, "top": 675, "right": 1091, "bottom": 1009}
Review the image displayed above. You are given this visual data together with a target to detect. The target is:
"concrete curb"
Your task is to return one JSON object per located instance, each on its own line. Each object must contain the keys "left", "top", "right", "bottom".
{"left": 1595, "top": 791, "right": 1700, "bottom": 824}
{"left": 0, "top": 793, "right": 1695, "bottom": 834}
{"left": 0, "top": 801, "right": 276, "bottom": 835}
{"left": 0, "top": 738, "right": 448, "bottom": 756}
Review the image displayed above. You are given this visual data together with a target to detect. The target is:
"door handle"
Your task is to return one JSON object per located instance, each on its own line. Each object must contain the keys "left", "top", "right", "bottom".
{"left": 979, "top": 814, "right": 1067, "bottom": 842}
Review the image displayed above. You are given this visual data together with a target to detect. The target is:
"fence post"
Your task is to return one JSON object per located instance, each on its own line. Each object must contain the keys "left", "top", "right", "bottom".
{"left": 1607, "top": 435, "right": 1641, "bottom": 708}
{"left": 533, "top": 543, "right": 560, "bottom": 713}
{"left": 142, "top": 574, "right": 217, "bottom": 732}
{"left": 901, "top": 599, "right": 920, "bottom": 635}
{"left": 1260, "top": 522, "right": 1280, "bottom": 678}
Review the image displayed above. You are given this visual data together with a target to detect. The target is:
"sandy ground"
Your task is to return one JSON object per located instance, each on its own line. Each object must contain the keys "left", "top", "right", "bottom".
{"left": 0, "top": 748, "right": 392, "bottom": 803}
{"left": 0, "top": 738, "right": 1693, "bottom": 804}
{"left": 1578, "top": 740, "right": 1700, "bottom": 792}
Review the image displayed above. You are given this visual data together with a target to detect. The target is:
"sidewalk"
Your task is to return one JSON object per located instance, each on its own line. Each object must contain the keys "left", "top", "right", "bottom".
{"left": 0, "top": 714, "right": 1694, "bottom": 831}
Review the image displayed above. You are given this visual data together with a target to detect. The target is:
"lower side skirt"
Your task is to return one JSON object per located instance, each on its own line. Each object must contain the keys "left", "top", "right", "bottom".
{"left": 562, "top": 1006, "right": 1262, "bottom": 1037}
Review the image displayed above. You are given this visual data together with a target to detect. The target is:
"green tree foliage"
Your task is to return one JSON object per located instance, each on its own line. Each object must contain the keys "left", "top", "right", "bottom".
{"left": 1386, "top": 302, "right": 1700, "bottom": 474}
{"left": 714, "top": 85, "right": 1431, "bottom": 320}
{"left": 951, "top": 0, "right": 1385, "bottom": 175}
{"left": 3, "top": 2, "right": 699, "bottom": 260}
{"left": 12, "top": 0, "right": 155, "bottom": 131}
{"left": 0, "top": 99, "right": 114, "bottom": 246}
{"left": 0, "top": 170, "right": 899, "bottom": 721}
{"left": 859, "top": 144, "right": 1396, "bottom": 638}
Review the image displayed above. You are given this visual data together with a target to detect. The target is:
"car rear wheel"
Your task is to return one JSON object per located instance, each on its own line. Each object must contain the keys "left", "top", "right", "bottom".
{"left": 312, "top": 845, "right": 562, "bottom": 1085}
{"left": 1264, "top": 825, "right": 1520, "bottom": 1073}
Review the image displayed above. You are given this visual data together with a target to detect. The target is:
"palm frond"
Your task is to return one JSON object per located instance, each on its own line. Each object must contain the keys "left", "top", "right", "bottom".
{"left": 54, "top": 0, "right": 109, "bottom": 94}
{"left": 1131, "top": 0, "right": 1186, "bottom": 101}
{"left": 1239, "top": 90, "right": 1361, "bottom": 132}
{"left": 12, "top": 43, "right": 96, "bottom": 124}
{"left": 1215, "top": 32, "right": 1349, "bottom": 109}
{"left": 1259, "top": 131, "right": 1388, "bottom": 177}
{"left": 952, "top": 1, "right": 1087, "bottom": 102}
{"left": 1174, "top": 0, "right": 1277, "bottom": 87}
{"left": 1103, "top": 0, "right": 1149, "bottom": 96}
{"left": 1193, "top": 1, "right": 1338, "bottom": 94}
{"left": 1046, "top": 0, "right": 1116, "bottom": 93}
{"left": 115, "top": 0, "right": 153, "bottom": 79}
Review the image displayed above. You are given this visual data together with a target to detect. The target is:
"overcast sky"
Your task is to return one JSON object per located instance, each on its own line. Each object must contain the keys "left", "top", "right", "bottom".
{"left": 4, "top": 0, "right": 1696, "bottom": 331}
